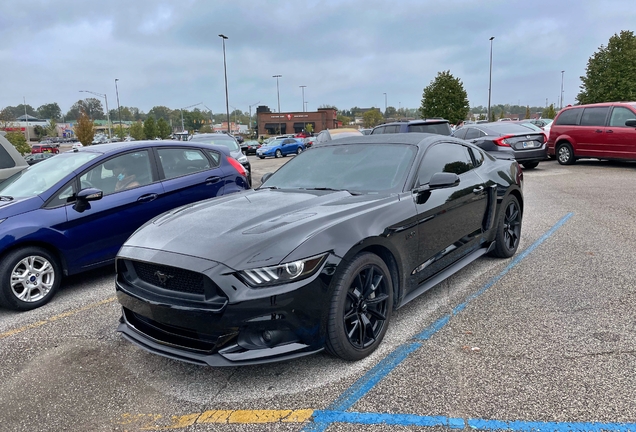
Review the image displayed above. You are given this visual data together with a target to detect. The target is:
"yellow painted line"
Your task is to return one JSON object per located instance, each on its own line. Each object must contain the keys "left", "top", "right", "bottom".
{"left": 119, "top": 409, "right": 314, "bottom": 430}
{"left": 0, "top": 296, "right": 117, "bottom": 340}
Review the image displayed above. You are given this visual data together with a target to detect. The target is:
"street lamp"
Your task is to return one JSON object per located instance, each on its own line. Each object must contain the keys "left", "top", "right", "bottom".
{"left": 383, "top": 93, "right": 387, "bottom": 114}
{"left": 219, "top": 34, "right": 231, "bottom": 134}
{"left": 560, "top": 70, "right": 565, "bottom": 110}
{"left": 273, "top": 75, "right": 282, "bottom": 134}
{"left": 114, "top": 79, "right": 122, "bottom": 137}
{"left": 299, "top": 85, "right": 307, "bottom": 112}
{"left": 79, "top": 90, "right": 112, "bottom": 139}
{"left": 248, "top": 101, "right": 260, "bottom": 137}
{"left": 487, "top": 36, "right": 495, "bottom": 122}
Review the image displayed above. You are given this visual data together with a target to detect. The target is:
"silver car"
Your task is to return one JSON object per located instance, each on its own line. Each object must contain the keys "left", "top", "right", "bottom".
{"left": 0, "top": 132, "right": 28, "bottom": 182}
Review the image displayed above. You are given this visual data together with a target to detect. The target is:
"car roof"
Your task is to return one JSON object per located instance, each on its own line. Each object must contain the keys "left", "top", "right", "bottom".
{"left": 379, "top": 118, "right": 450, "bottom": 126}
{"left": 74, "top": 140, "right": 232, "bottom": 156}
{"left": 315, "top": 132, "right": 457, "bottom": 149}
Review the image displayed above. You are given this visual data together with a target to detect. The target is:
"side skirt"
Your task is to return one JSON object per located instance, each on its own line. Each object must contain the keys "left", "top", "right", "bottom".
{"left": 398, "top": 242, "right": 494, "bottom": 308}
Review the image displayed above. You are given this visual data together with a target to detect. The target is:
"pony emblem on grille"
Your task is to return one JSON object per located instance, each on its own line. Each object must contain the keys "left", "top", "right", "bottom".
{"left": 153, "top": 270, "right": 174, "bottom": 286}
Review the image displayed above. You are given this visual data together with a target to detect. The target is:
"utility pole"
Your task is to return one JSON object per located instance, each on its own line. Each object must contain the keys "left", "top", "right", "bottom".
{"left": 487, "top": 36, "right": 495, "bottom": 122}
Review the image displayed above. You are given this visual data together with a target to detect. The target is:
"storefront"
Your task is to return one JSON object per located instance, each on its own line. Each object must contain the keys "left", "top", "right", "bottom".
{"left": 257, "top": 107, "right": 338, "bottom": 136}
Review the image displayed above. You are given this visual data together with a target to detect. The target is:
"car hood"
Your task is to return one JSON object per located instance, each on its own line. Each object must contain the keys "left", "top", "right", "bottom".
{"left": 123, "top": 189, "right": 394, "bottom": 269}
{"left": 0, "top": 195, "right": 44, "bottom": 219}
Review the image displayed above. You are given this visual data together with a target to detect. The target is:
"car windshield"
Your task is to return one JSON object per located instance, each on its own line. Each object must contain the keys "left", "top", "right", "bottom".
{"left": 515, "top": 122, "right": 543, "bottom": 131}
{"left": 263, "top": 139, "right": 285, "bottom": 147}
{"left": 486, "top": 123, "right": 541, "bottom": 134}
{"left": 262, "top": 144, "right": 417, "bottom": 193}
{"left": 190, "top": 136, "right": 240, "bottom": 151}
{"left": 0, "top": 151, "right": 98, "bottom": 199}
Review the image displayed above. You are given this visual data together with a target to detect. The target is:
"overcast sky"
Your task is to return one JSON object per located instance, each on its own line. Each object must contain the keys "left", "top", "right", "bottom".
{"left": 2, "top": 0, "right": 635, "bottom": 116}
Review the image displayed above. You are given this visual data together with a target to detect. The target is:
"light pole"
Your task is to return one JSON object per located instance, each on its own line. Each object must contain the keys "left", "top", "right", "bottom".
{"left": 114, "top": 79, "right": 122, "bottom": 137}
{"left": 203, "top": 104, "right": 214, "bottom": 130}
{"left": 180, "top": 102, "right": 202, "bottom": 133}
{"left": 80, "top": 90, "right": 112, "bottom": 139}
{"left": 487, "top": 36, "right": 495, "bottom": 122}
{"left": 304, "top": 101, "right": 308, "bottom": 112}
{"left": 248, "top": 101, "right": 260, "bottom": 137}
{"left": 299, "top": 85, "right": 307, "bottom": 112}
{"left": 219, "top": 34, "right": 231, "bottom": 134}
{"left": 383, "top": 93, "right": 387, "bottom": 114}
{"left": 560, "top": 70, "right": 565, "bottom": 110}
{"left": 273, "top": 75, "right": 282, "bottom": 134}
{"left": 230, "top": 105, "right": 239, "bottom": 133}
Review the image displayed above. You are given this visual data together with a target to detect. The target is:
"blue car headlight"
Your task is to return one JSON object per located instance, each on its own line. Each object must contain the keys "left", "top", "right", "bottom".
{"left": 239, "top": 253, "right": 328, "bottom": 287}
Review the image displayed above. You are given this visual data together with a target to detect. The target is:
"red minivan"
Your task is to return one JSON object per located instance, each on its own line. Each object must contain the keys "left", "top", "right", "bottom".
{"left": 547, "top": 102, "right": 636, "bottom": 164}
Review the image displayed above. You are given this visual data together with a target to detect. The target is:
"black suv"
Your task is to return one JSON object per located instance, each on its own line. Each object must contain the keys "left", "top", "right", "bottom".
{"left": 370, "top": 119, "right": 452, "bottom": 136}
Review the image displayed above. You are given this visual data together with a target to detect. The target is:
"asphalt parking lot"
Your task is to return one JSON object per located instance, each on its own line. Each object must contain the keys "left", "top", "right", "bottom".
{"left": 1, "top": 156, "right": 635, "bottom": 431}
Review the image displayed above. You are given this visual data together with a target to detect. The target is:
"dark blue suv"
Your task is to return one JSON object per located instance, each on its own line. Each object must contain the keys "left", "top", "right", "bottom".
{"left": 370, "top": 119, "right": 452, "bottom": 136}
{"left": 0, "top": 141, "right": 249, "bottom": 311}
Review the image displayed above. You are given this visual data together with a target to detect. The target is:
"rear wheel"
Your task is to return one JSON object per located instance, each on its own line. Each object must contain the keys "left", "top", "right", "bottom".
{"left": 521, "top": 161, "right": 539, "bottom": 170}
{"left": 0, "top": 247, "right": 62, "bottom": 311}
{"left": 557, "top": 143, "right": 575, "bottom": 165}
{"left": 489, "top": 195, "right": 522, "bottom": 258}
{"left": 326, "top": 253, "right": 393, "bottom": 361}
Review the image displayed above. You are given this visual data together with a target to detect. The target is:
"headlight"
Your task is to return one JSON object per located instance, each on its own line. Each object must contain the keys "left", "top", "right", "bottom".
{"left": 237, "top": 154, "right": 248, "bottom": 163}
{"left": 239, "top": 253, "right": 328, "bottom": 287}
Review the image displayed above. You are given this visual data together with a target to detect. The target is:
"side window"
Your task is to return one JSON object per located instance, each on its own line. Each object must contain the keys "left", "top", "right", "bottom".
{"left": 609, "top": 107, "right": 636, "bottom": 127}
{"left": 416, "top": 143, "right": 474, "bottom": 186}
{"left": 580, "top": 107, "right": 610, "bottom": 126}
{"left": 453, "top": 128, "right": 468, "bottom": 140}
{"left": 158, "top": 148, "right": 211, "bottom": 180}
{"left": 80, "top": 151, "right": 152, "bottom": 196}
{"left": 555, "top": 108, "right": 582, "bottom": 125}
{"left": 0, "top": 143, "right": 16, "bottom": 169}
{"left": 464, "top": 128, "right": 481, "bottom": 140}
{"left": 45, "top": 182, "right": 76, "bottom": 208}
{"left": 205, "top": 150, "right": 221, "bottom": 167}
{"left": 469, "top": 148, "right": 485, "bottom": 167}
{"left": 371, "top": 127, "right": 384, "bottom": 135}
{"left": 384, "top": 125, "right": 399, "bottom": 133}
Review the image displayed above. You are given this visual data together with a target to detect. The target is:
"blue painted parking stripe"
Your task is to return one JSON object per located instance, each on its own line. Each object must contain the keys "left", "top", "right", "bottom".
{"left": 303, "top": 213, "right": 574, "bottom": 432}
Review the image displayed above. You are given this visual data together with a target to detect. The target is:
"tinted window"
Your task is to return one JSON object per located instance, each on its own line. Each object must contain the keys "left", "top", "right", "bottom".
{"left": 555, "top": 108, "right": 582, "bottom": 125}
{"left": 370, "top": 127, "right": 384, "bottom": 135}
{"left": 484, "top": 123, "right": 540, "bottom": 134}
{"left": 417, "top": 143, "right": 474, "bottom": 186}
{"left": 469, "top": 148, "right": 485, "bottom": 167}
{"left": 158, "top": 148, "right": 211, "bottom": 180}
{"left": 453, "top": 128, "right": 467, "bottom": 139}
{"left": 464, "top": 128, "right": 481, "bottom": 140}
{"left": 204, "top": 150, "right": 221, "bottom": 166}
{"left": 609, "top": 107, "right": 636, "bottom": 127}
{"left": 384, "top": 125, "right": 399, "bottom": 133}
{"left": 0, "top": 142, "right": 15, "bottom": 169}
{"left": 45, "top": 182, "right": 76, "bottom": 208}
{"left": 189, "top": 135, "right": 240, "bottom": 151}
{"left": 580, "top": 107, "right": 609, "bottom": 126}
{"left": 409, "top": 123, "right": 451, "bottom": 135}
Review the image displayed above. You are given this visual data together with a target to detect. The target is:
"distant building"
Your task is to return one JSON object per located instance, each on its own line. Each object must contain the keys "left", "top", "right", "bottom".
{"left": 256, "top": 106, "right": 338, "bottom": 135}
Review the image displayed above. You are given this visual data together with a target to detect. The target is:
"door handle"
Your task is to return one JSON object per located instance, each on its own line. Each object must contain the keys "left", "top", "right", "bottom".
{"left": 595, "top": 129, "right": 603, "bottom": 133}
{"left": 606, "top": 129, "right": 614, "bottom": 133}
{"left": 206, "top": 176, "right": 221, "bottom": 184}
{"left": 473, "top": 186, "right": 485, "bottom": 194}
{"left": 137, "top": 193, "right": 158, "bottom": 203}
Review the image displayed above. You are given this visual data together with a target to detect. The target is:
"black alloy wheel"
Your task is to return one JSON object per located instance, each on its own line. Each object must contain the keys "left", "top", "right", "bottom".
{"left": 557, "top": 142, "right": 575, "bottom": 165}
{"left": 490, "top": 195, "right": 522, "bottom": 258}
{"left": 326, "top": 252, "right": 393, "bottom": 361}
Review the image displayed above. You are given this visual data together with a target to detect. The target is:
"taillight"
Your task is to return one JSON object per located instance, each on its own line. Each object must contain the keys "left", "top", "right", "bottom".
{"left": 493, "top": 135, "right": 514, "bottom": 147}
{"left": 227, "top": 157, "right": 246, "bottom": 177}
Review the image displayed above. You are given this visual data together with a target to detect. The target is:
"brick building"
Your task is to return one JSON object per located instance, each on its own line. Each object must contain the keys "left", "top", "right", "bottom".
{"left": 256, "top": 106, "right": 339, "bottom": 136}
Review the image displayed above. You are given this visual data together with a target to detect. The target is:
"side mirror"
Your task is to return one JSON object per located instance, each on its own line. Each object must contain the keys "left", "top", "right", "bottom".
{"left": 73, "top": 188, "right": 103, "bottom": 213}
{"left": 261, "top": 173, "right": 273, "bottom": 184}
{"left": 625, "top": 119, "right": 636, "bottom": 127}
{"left": 429, "top": 172, "right": 460, "bottom": 189}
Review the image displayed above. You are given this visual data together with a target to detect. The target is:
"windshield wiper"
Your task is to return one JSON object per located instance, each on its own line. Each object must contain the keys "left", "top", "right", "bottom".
{"left": 0, "top": 196, "right": 14, "bottom": 201}
{"left": 302, "top": 187, "right": 363, "bottom": 195}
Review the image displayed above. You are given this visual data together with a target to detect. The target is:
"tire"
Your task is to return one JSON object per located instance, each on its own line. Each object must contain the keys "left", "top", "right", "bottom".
{"left": 258, "top": 156, "right": 265, "bottom": 160}
{"left": 489, "top": 195, "right": 522, "bottom": 258}
{"left": 521, "top": 161, "right": 539, "bottom": 170}
{"left": 296, "top": 147, "right": 303, "bottom": 155}
{"left": 556, "top": 142, "right": 575, "bottom": 165}
{"left": 325, "top": 252, "right": 393, "bottom": 361}
{"left": 275, "top": 149, "right": 282, "bottom": 158}
{"left": 0, "top": 247, "right": 62, "bottom": 311}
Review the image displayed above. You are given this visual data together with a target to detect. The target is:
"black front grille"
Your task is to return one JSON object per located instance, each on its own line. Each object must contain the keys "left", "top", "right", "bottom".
{"left": 132, "top": 261, "right": 205, "bottom": 295}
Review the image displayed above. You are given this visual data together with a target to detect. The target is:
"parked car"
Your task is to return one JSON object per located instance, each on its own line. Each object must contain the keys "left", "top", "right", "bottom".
{"left": 115, "top": 133, "right": 524, "bottom": 366}
{"left": 242, "top": 140, "right": 261, "bottom": 155}
{"left": 189, "top": 133, "right": 252, "bottom": 186}
{"left": 256, "top": 137, "right": 305, "bottom": 158}
{"left": 71, "top": 142, "right": 84, "bottom": 150}
{"left": 359, "top": 128, "right": 373, "bottom": 135}
{"left": 0, "top": 141, "right": 249, "bottom": 311}
{"left": 452, "top": 122, "right": 547, "bottom": 170}
{"left": 547, "top": 102, "right": 636, "bottom": 165}
{"left": 313, "top": 128, "right": 363, "bottom": 146}
{"left": 0, "top": 132, "right": 29, "bottom": 182}
{"left": 24, "top": 152, "right": 56, "bottom": 165}
{"left": 30, "top": 144, "right": 59, "bottom": 154}
{"left": 528, "top": 118, "right": 553, "bottom": 129}
{"left": 370, "top": 119, "right": 452, "bottom": 136}
{"left": 303, "top": 136, "right": 316, "bottom": 148}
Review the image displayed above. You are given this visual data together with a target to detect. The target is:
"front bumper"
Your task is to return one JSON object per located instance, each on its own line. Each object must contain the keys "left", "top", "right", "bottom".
{"left": 115, "top": 246, "right": 337, "bottom": 366}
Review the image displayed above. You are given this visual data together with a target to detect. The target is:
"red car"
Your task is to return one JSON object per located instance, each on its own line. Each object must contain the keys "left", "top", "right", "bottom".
{"left": 31, "top": 144, "right": 60, "bottom": 154}
{"left": 548, "top": 102, "right": 636, "bottom": 164}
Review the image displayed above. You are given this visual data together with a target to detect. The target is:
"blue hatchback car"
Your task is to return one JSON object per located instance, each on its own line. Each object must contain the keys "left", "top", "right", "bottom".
{"left": 0, "top": 141, "right": 249, "bottom": 311}
{"left": 256, "top": 138, "right": 305, "bottom": 159}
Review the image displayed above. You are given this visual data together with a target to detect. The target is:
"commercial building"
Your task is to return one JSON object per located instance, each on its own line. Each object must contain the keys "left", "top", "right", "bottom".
{"left": 256, "top": 106, "right": 339, "bottom": 136}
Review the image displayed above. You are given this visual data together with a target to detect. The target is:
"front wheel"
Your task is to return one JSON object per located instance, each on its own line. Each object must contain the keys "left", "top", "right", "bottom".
{"left": 258, "top": 156, "right": 265, "bottom": 160}
{"left": 326, "top": 252, "right": 393, "bottom": 361}
{"left": 275, "top": 149, "right": 282, "bottom": 158}
{"left": 0, "top": 247, "right": 62, "bottom": 311}
{"left": 489, "top": 195, "right": 522, "bottom": 258}
{"left": 557, "top": 143, "right": 575, "bottom": 165}
{"left": 296, "top": 147, "right": 303, "bottom": 155}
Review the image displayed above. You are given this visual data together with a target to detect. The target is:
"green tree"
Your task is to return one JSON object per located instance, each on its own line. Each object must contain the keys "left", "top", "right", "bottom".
{"left": 419, "top": 70, "right": 470, "bottom": 124}
{"left": 129, "top": 121, "right": 145, "bottom": 140}
{"left": 525, "top": 106, "right": 531, "bottom": 119}
{"left": 577, "top": 30, "right": 636, "bottom": 104}
{"left": 143, "top": 116, "right": 157, "bottom": 139}
{"left": 542, "top": 104, "right": 557, "bottom": 119}
{"left": 305, "top": 123, "right": 314, "bottom": 134}
{"left": 5, "top": 132, "right": 30, "bottom": 155}
{"left": 157, "top": 117, "right": 172, "bottom": 139}
{"left": 33, "top": 125, "right": 47, "bottom": 140}
{"left": 499, "top": 109, "right": 506, "bottom": 120}
{"left": 47, "top": 120, "right": 58, "bottom": 137}
{"left": 363, "top": 109, "right": 383, "bottom": 128}
{"left": 66, "top": 98, "right": 105, "bottom": 121}
{"left": 74, "top": 110, "right": 95, "bottom": 146}
{"left": 147, "top": 106, "right": 173, "bottom": 122}
{"left": 36, "top": 103, "right": 62, "bottom": 121}
{"left": 198, "top": 125, "right": 213, "bottom": 133}
{"left": 337, "top": 114, "right": 351, "bottom": 126}
{"left": 384, "top": 106, "right": 397, "bottom": 118}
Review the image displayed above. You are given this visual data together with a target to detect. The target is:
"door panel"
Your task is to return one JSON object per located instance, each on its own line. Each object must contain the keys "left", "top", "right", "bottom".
{"left": 605, "top": 106, "right": 636, "bottom": 159}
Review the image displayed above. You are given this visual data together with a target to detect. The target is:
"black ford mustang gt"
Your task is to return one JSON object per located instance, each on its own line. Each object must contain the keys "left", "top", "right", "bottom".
{"left": 116, "top": 134, "right": 523, "bottom": 366}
